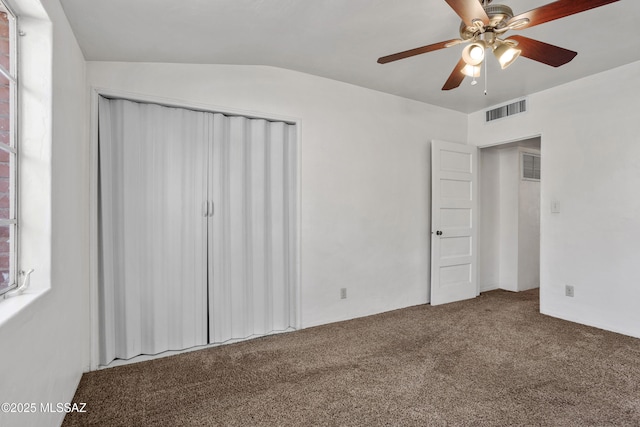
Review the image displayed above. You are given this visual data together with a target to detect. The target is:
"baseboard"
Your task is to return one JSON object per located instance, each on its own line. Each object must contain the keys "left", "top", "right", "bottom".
{"left": 480, "top": 284, "right": 499, "bottom": 293}
{"left": 99, "top": 328, "right": 297, "bottom": 369}
{"left": 540, "top": 308, "right": 640, "bottom": 340}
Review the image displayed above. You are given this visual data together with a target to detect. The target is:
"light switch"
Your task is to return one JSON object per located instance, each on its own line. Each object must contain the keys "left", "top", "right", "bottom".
{"left": 551, "top": 200, "right": 560, "bottom": 213}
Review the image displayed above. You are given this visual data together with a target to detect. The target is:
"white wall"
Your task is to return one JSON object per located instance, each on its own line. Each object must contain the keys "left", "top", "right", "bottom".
{"left": 518, "top": 149, "right": 540, "bottom": 292}
{"left": 87, "top": 62, "right": 468, "bottom": 329}
{"left": 469, "top": 60, "right": 640, "bottom": 339}
{"left": 498, "top": 147, "right": 520, "bottom": 292}
{"left": 478, "top": 148, "right": 500, "bottom": 291}
{"left": 0, "top": 0, "right": 88, "bottom": 426}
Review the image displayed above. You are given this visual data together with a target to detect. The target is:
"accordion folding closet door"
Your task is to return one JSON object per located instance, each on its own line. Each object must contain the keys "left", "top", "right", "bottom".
{"left": 98, "top": 97, "right": 297, "bottom": 366}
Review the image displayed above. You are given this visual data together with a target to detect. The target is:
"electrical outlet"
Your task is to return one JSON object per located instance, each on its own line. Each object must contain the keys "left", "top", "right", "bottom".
{"left": 340, "top": 288, "right": 347, "bottom": 299}
{"left": 565, "top": 285, "right": 574, "bottom": 297}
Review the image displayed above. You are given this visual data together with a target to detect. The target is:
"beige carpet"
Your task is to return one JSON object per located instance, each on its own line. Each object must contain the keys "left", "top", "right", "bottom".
{"left": 64, "top": 290, "right": 640, "bottom": 426}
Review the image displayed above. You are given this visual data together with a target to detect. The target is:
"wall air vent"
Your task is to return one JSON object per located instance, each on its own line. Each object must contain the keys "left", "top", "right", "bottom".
{"left": 485, "top": 99, "right": 527, "bottom": 123}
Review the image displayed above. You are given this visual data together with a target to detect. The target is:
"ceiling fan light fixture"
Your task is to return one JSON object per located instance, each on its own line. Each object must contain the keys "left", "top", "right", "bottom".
{"left": 462, "top": 42, "right": 485, "bottom": 66}
{"left": 461, "top": 64, "right": 481, "bottom": 77}
{"left": 493, "top": 43, "right": 521, "bottom": 69}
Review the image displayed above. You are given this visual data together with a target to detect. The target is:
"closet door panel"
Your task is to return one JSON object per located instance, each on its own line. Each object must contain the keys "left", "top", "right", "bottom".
{"left": 268, "top": 122, "right": 288, "bottom": 332}
{"left": 249, "top": 120, "right": 267, "bottom": 336}
{"left": 228, "top": 116, "right": 250, "bottom": 339}
{"left": 163, "top": 107, "right": 208, "bottom": 350}
{"left": 286, "top": 124, "right": 298, "bottom": 328}
{"left": 209, "top": 113, "right": 230, "bottom": 343}
{"left": 208, "top": 115, "right": 297, "bottom": 343}
{"left": 99, "top": 98, "right": 208, "bottom": 365}
{"left": 120, "top": 101, "right": 143, "bottom": 357}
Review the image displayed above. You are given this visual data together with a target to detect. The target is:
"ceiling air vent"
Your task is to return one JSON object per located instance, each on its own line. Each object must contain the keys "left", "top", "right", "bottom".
{"left": 485, "top": 99, "right": 526, "bottom": 123}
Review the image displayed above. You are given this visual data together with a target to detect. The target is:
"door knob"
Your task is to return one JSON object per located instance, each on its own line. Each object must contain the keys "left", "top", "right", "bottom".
{"left": 436, "top": 230, "right": 443, "bottom": 236}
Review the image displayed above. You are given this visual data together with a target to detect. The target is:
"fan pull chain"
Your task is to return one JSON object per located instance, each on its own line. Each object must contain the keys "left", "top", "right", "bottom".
{"left": 484, "top": 54, "right": 488, "bottom": 95}
{"left": 483, "top": 0, "right": 488, "bottom": 94}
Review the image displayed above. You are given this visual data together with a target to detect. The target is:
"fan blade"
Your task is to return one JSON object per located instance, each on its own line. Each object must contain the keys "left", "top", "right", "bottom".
{"left": 508, "top": 35, "right": 577, "bottom": 67}
{"left": 442, "top": 58, "right": 467, "bottom": 91}
{"left": 508, "top": 0, "right": 619, "bottom": 30}
{"left": 444, "top": 0, "right": 490, "bottom": 27}
{"left": 378, "top": 39, "right": 461, "bottom": 64}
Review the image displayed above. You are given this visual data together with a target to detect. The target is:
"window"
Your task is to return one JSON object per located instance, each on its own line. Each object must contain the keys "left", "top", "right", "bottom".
{"left": 0, "top": 1, "right": 16, "bottom": 296}
{"left": 522, "top": 152, "right": 541, "bottom": 181}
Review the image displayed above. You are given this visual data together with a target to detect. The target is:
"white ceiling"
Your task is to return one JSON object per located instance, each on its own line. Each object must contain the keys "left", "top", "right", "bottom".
{"left": 59, "top": 0, "right": 638, "bottom": 113}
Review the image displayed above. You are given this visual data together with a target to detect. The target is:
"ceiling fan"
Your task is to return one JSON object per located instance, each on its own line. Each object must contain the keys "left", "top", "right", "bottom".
{"left": 377, "top": 0, "right": 620, "bottom": 90}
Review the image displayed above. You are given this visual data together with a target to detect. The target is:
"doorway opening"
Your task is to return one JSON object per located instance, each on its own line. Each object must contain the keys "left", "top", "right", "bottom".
{"left": 478, "top": 136, "right": 541, "bottom": 293}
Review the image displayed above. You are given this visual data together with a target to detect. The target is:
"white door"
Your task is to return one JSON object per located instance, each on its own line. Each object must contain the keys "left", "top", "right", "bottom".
{"left": 430, "top": 140, "right": 478, "bottom": 306}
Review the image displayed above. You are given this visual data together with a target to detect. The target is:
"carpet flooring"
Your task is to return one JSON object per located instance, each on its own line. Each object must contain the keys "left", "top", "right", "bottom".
{"left": 64, "top": 289, "right": 640, "bottom": 426}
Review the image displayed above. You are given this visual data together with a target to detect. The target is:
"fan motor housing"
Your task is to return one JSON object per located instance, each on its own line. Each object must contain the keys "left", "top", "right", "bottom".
{"left": 460, "top": 3, "right": 514, "bottom": 40}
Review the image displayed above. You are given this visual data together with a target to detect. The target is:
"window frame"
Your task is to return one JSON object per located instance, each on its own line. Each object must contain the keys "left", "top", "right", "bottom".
{"left": 0, "top": 0, "right": 18, "bottom": 297}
